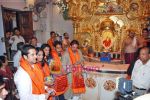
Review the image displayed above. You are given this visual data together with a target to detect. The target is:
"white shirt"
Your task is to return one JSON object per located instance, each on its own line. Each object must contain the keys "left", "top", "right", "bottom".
{"left": 13, "top": 50, "right": 21, "bottom": 68}
{"left": 14, "top": 67, "right": 46, "bottom": 100}
{"left": 134, "top": 93, "right": 150, "bottom": 100}
{"left": 9, "top": 35, "right": 25, "bottom": 51}
{"left": 36, "top": 43, "right": 42, "bottom": 48}
{"left": 131, "top": 59, "right": 150, "bottom": 90}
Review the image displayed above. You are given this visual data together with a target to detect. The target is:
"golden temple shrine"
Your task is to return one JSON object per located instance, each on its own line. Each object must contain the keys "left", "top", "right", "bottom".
{"left": 66, "top": 0, "right": 150, "bottom": 52}
{"left": 0, "top": 0, "right": 150, "bottom": 100}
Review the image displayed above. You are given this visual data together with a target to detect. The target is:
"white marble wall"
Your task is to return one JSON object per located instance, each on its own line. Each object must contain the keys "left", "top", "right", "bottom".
{"left": 0, "top": 0, "right": 26, "bottom": 10}
{"left": 33, "top": 0, "right": 73, "bottom": 43}
{"left": 0, "top": 0, "right": 73, "bottom": 43}
{"left": 83, "top": 73, "right": 126, "bottom": 100}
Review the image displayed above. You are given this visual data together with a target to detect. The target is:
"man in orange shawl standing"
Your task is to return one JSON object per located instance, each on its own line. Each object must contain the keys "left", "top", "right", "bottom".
{"left": 62, "top": 40, "right": 85, "bottom": 100}
{"left": 47, "top": 31, "right": 56, "bottom": 50}
{"left": 50, "top": 41, "right": 68, "bottom": 100}
{"left": 14, "top": 45, "right": 51, "bottom": 100}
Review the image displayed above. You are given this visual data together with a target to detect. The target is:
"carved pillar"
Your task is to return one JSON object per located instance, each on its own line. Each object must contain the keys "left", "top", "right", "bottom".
{"left": 72, "top": 16, "right": 82, "bottom": 39}
{"left": 73, "top": 22, "right": 78, "bottom": 33}
{"left": 72, "top": 21, "right": 79, "bottom": 39}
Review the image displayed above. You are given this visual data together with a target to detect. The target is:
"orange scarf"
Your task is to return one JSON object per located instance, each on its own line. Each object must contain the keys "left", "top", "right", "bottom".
{"left": 54, "top": 75, "right": 68, "bottom": 96}
{"left": 68, "top": 47, "right": 80, "bottom": 64}
{"left": 51, "top": 50, "right": 68, "bottom": 96}
{"left": 51, "top": 50, "right": 62, "bottom": 74}
{"left": 68, "top": 48, "right": 86, "bottom": 94}
{"left": 20, "top": 58, "right": 45, "bottom": 94}
{"left": 47, "top": 38, "right": 54, "bottom": 50}
{"left": 37, "top": 62, "right": 50, "bottom": 78}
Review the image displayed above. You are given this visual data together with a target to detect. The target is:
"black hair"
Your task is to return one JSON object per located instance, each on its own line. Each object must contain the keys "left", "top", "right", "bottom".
{"left": 142, "top": 28, "right": 148, "bottom": 32}
{"left": 21, "top": 44, "right": 35, "bottom": 56}
{"left": 70, "top": 40, "right": 79, "bottom": 46}
{"left": 63, "top": 32, "right": 68, "bottom": 36}
{"left": 41, "top": 44, "right": 51, "bottom": 52}
{"left": 50, "top": 31, "right": 55, "bottom": 36}
{"left": 31, "top": 37, "right": 37, "bottom": 40}
{"left": 5, "top": 30, "right": 11, "bottom": 33}
{"left": 36, "top": 47, "right": 45, "bottom": 67}
{"left": 0, "top": 56, "right": 6, "bottom": 64}
{"left": 0, "top": 60, "right": 2, "bottom": 68}
{"left": 139, "top": 46, "right": 150, "bottom": 54}
{"left": 13, "top": 27, "right": 20, "bottom": 33}
{"left": 0, "top": 75, "right": 4, "bottom": 86}
{"left": 54, "top": 41, "right": 62, "bottom": 47}
{"left": 17, "top": 42, "right": 24, "bottom": 51}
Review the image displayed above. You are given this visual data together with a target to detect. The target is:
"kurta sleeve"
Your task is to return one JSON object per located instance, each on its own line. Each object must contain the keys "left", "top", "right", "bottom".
{"left": 78, "top": 49, "right": 85, "bottom": 63}
{"left": 14, "top": 68, "right": 32, "bottom": 100}
{"left": 62, "top": 52, "right": 71, "bottom": 71}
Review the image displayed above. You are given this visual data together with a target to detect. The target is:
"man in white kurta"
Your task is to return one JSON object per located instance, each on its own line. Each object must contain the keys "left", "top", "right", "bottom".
{"left": 9, "top": 28, "right": 25, "bottom": 59}
{"left": 14, "top": 67, "right": 46, "bottom": 100}
{"left": 14, "top": 45, "right": 49, "bottom": 100}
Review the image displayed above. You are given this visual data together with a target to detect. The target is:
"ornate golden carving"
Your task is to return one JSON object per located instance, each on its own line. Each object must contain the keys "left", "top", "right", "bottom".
{"left": 103, "top": 80, "right": 116, "bottom": 91}
{"left": 66, "top": 0, "right": 150, "bottom": 52}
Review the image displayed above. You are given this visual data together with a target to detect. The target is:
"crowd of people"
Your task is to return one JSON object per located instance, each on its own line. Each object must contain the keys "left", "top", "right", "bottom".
{"left": 1, "top": 28, "right": 86, "bottom": 100}
{"left": 0, "top": 27, "right": 150, "bottom": 100}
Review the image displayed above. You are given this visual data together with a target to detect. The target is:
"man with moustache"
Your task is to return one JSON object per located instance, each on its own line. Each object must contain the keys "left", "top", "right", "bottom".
{"left": 62, "top": 40, "right": 85, "bottom": 100}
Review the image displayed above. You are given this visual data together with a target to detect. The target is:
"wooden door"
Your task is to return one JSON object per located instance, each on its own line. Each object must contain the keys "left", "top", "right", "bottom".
{"left": 17, "top": 11, "right": 33, "bottom": 43}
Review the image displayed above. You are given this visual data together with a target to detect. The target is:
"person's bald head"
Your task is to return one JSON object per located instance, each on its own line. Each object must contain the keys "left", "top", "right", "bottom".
{"left": 139, "top": 47, "right": 150, "bottom": 64}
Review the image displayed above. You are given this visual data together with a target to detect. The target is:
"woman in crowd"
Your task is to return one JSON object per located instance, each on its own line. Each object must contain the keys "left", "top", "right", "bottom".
{"left": 36, "top": 47, "right": 56, "bottom": 100}
{"left": 36, "top": 47, "right": 50, "bottom": 78}
{"left": 0, "top": 56, "right": 14, "bottom": 90}
{"left": 41, "top": 44, "right": 52, "bottom": 65}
